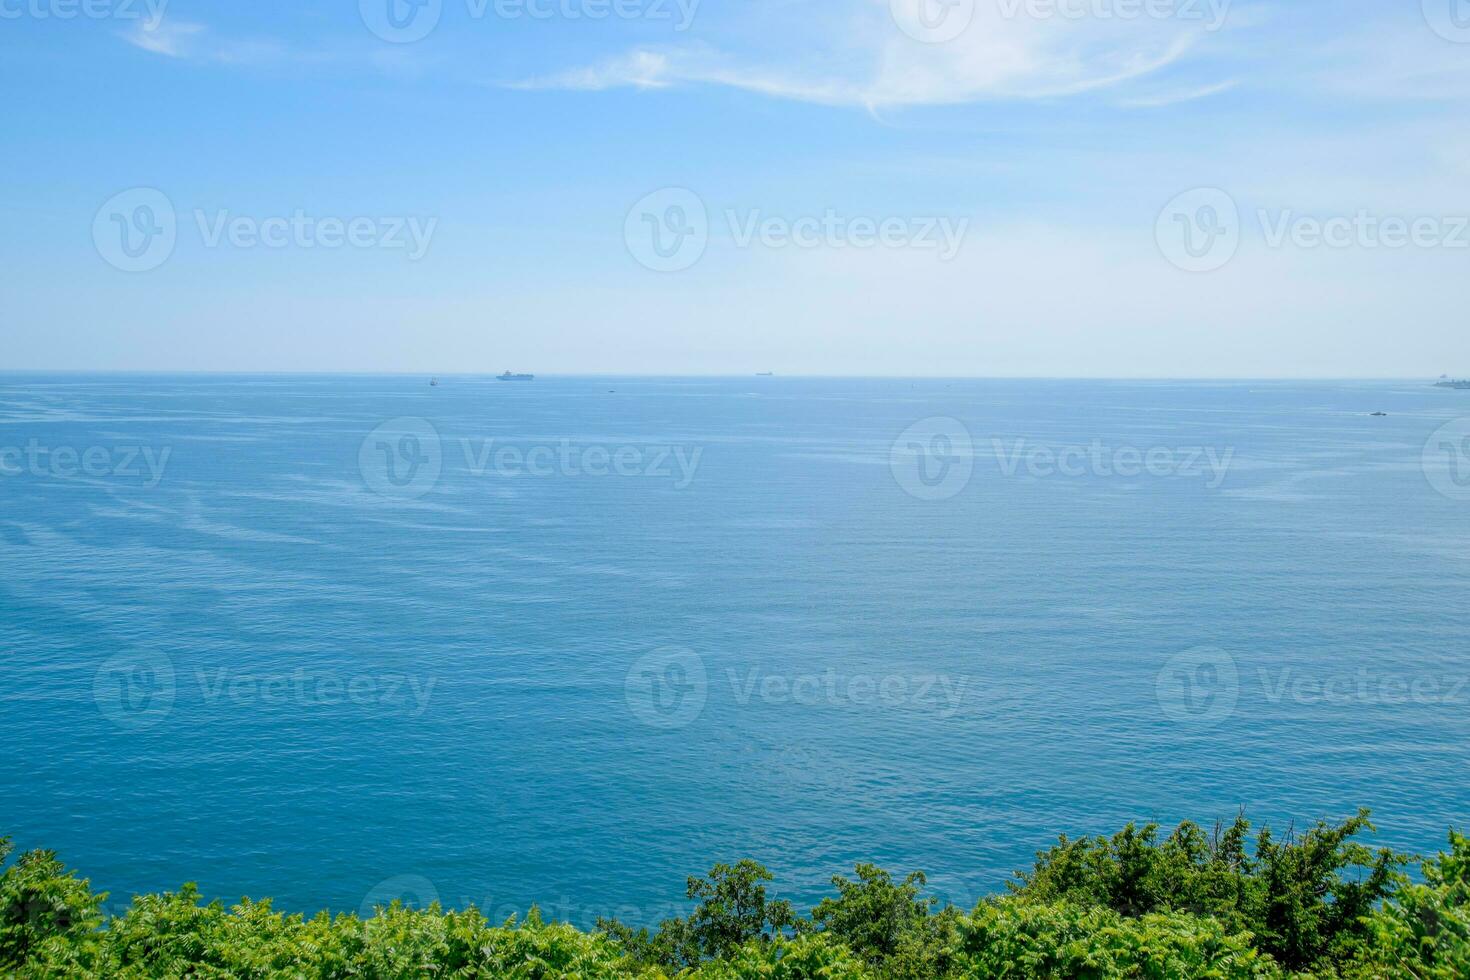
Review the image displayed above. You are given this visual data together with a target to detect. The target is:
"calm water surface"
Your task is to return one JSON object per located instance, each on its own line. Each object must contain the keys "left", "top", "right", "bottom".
{"left": 1, "top": 375, "right": 1467, "bottom": 923}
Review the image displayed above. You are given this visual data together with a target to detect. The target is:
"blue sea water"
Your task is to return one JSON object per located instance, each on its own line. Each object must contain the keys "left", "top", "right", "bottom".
{"left": 1, "top": 374, "right": 1468, "bottom": 925}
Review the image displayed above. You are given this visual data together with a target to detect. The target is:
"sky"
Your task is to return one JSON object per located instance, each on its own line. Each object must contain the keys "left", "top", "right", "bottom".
{"left": 1, "top": 0, "right": 1468, "bottom": 376}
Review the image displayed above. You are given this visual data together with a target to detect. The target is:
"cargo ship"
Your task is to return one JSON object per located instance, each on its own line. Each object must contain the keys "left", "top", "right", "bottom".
{"left": 497, "top": 372, "right": 535, "bottom": 382}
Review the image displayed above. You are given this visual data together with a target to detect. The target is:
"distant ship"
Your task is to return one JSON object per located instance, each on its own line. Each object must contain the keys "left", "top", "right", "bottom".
{"left": 756, "top": 372, "right": 774, "bottom": 377}
{"left": 497, "top": 372, "right": 535, "bottom": 382}
{"left": 429, "top": 377, "right": 439, "bottom": 387}
{"left": 1434, "top": 379, "right": 1470, "bottom": 389}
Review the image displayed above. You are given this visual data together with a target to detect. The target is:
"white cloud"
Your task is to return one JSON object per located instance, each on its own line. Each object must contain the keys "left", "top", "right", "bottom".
{"left": 1117, "top": 79, "right": 1240, "bottom": 107}
{"left": 122, "top": 20, "right": 205, "bottom": 59}
{"left": 508, "top": 0, "right": 1233, "bottom": 107}
{"left": 510, "top": 51, "right": 676, "bottom": 91}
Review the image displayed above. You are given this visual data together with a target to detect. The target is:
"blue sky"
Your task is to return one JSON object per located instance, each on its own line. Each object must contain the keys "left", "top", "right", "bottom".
{"left": 2, "top": 0, "right": 1468, "bottom": 375}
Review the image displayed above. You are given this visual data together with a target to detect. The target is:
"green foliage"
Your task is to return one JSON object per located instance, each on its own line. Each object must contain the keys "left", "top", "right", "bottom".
{"left": 2, "top": 810, "right": 1463, "bottom": 979}
{"left": 0, "top": 836, "right": 107, "bottom": 971}
{"left": 810, "top": 865, "right": 960, "bottom": 978}
{"left": 689, "top": 934, "right": 871, "bottom": 979}
{"left": 1009, "top": 809, "right": 1404, "bottom": 972}
{"left": 955, "top": 899, "right": 1279, "bottom": 979}
{"left": 1354, "top": 831, "right": 1470, "bottom": 979}
{"left": 601, "top": 860, "right": 798, "bottom": 971}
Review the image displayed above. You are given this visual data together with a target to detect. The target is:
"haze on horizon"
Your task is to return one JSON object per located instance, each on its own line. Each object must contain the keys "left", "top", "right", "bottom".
{"left": 3, "top": 0, "right": 1468, "bottom": 378}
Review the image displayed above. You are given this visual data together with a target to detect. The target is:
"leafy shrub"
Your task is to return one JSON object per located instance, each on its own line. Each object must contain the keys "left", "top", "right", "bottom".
{"left": 3, "top": 810, "right": 1462, "bottom": 979}
{"left": 954, "top": 899, "right": 1278, "bottom": 979}
{"left": 1009, "top": 809, "right": 1403, "bottom": 971}
{"left": 1354, "top": 831, "right": 1470, "bottom": 979}
{"left": 690, "top": 934, "right": 871, "bottom": 979}
{"left": 810, "top": 864, "right": 960, "bottom": 978}
{"left": 0, "top": 837, "right": 106, "bottom": 972}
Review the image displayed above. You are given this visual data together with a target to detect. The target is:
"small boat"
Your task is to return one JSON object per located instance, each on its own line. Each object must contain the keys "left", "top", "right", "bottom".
{"left": 1371, "top": 412, "right": 1387, "bottom": 417}
{"left": 429, "top": 378, "right": 440, "bottom": 387}
{"left": 497, "top": 372, "right": 535, "bottom": 382}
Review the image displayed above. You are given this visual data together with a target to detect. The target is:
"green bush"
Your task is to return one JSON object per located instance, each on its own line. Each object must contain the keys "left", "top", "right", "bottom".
{"left": 1353, "top": 832, "right": 1470, "bottom": 979}
{"left": 1008, "top": 809, "right": 1404, "bottom": 972}
{"left": 955, "top": 900, "right": 1277, "bottom": 978}
{"left": 689, "top": 935, "right": 871, "bottom": 979}
{"left": 2, "top": 810, "right": 1463, "bottom": 979}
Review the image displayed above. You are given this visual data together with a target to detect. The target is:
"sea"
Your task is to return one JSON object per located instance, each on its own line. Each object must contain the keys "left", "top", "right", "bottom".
{"left": 1, "top": 374, "right": 1467, "bottom": 925}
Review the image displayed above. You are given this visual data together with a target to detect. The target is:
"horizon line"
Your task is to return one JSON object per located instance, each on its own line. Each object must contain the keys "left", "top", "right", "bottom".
{"left": 0, "top": 370, "right": 1460, "bottom": 382}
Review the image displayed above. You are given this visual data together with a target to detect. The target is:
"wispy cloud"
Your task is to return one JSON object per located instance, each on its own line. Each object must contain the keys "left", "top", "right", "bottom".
{"left": 507, "top": 0, "right": 1231, "bottom": 108}
{"left": 1118, "top": 79, "right": 1241, "bottom": 108}
{"left": 120, "top": 19, "right": 426, "bottom": 75}
{"left": 510, "top": 51, "right": 676, "bottom": 92}
{"left": 122, "top": 19, "right": 205, "bottom": 59}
